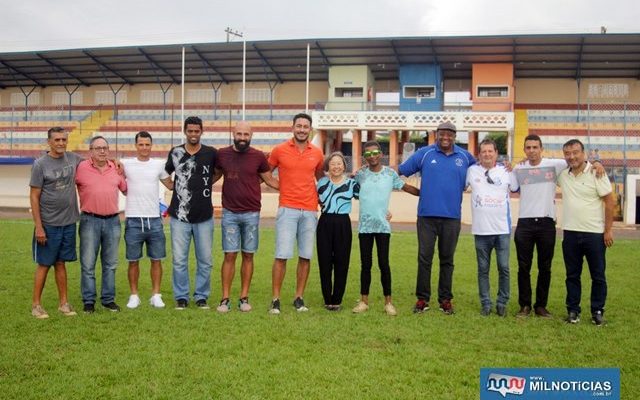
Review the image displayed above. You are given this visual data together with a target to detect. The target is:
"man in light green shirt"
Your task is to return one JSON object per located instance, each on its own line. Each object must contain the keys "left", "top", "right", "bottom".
{"left": 557, "top": 139, "right": 615, "bottom": 326}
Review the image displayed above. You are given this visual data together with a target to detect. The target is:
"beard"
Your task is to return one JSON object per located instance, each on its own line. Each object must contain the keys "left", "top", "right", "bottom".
{"left": 233, "top": 139, "right": 250, "bottom": 152}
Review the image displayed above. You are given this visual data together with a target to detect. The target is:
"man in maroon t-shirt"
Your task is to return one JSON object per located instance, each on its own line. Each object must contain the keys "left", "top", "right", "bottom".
{"left": 213, "top": 121, "right": 279, "bottom": 313}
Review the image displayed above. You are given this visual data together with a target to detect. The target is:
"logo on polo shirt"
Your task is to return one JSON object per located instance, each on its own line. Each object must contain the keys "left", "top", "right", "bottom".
{"left": 455, "top": 158, "right": 464, "bottom": 167}
{"left": 431, "top": 159, "right": 437, "bottom": 164}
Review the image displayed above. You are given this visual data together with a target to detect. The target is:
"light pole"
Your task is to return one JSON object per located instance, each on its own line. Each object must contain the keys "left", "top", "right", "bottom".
{"left": 225, "top": 27, "right": 245, "bottom": 120}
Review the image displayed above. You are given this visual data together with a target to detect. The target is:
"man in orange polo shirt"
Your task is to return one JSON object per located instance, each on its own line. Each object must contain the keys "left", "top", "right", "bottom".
{"left": 268, "top": 113, "right": 324, "bottom": 314}
{"left": 75, "top": 136, "right": 127, "bottom": 313}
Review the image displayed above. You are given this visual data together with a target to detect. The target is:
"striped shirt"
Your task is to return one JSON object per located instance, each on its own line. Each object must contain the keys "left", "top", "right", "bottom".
{"left": 317, "top": 176, "right": 359, "bottom": 214}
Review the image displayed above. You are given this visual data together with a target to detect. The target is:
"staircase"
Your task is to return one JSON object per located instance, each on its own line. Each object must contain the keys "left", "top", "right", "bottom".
{"left": 68, "top": 108, "right": 114, "bottom": 151}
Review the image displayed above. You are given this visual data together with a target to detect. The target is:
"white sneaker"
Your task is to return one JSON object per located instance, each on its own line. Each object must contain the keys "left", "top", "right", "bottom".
{"left": 216, "top": 298, "right": 231, "bottom": 313}
{"left": 149, "top": 293, "right": 165, "bottom": 308}
{"left": 126, "top": 294, "right": 141, "bottom": 309}
{"left": 352, "top": 301, "right": 369, "bottom": 313}
{"left": 384, "top": 303, "right": 398, "bottom": 316}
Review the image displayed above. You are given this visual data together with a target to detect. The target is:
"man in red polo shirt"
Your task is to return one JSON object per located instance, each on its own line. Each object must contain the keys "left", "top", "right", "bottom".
{"left": 268, "top": 113, "right": 324, "bottom": 314}
{"left": 75, "top": 136, "right": 127, "bottom": 313}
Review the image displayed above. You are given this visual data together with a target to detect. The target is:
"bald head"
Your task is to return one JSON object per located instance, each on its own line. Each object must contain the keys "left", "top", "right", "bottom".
{"left": 233, "top": 121, "right": 252, "bottom": 152}
{"left": 235, "top": 121, "right": 252, "bottom": 134}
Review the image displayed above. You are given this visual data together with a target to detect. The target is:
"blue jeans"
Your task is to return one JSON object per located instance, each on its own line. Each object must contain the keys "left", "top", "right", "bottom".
{"left": 562, "top": 230, "right": 607, "bottom": 314}
{"left": 124, "top": 217, "right": 166, "bottom": 261}
{"left": 221, "top": 209, "right": 260, "bottom": 253}
{"left": 474, "top": 234, "right": 511, "bottom": 308}
{"left": 170, "top": 217, "right": 213, "bottom": 302}
{"left": 275, "top": 207, "right": 317, "bottom": 260}
{"left": 79, "top": 214, "right": 121, "bottom": 305}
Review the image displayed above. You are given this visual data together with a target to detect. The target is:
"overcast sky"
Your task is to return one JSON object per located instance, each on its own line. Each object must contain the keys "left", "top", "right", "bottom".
{"left": 0, "top": 0, "right": 636, "bottom": 53}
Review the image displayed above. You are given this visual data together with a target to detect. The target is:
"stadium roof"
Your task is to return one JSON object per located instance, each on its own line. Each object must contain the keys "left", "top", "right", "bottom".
{"left": 1, "top": 33, "right": 639, "bottom": 89}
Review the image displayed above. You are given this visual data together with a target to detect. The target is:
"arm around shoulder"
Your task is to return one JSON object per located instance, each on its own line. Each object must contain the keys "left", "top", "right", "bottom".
{"left": 260, "top": 170, "right": 279, "bottom": 190}
{"left": 402, "top": 183, "right": 420, "bottom": 196}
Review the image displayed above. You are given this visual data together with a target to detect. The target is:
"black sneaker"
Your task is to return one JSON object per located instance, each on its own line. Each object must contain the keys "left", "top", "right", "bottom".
{"left": 293, "top": 297, "right": 308, "bottom": 312}
{"left": 413, "top": 299, "right": 429, "bottom": 314}
{"left": 269, "top": 298, "right": 281, "bottom": 315}
{"left": 565, "top": 311, "right": 580, "bottom": 324}
{"left": 175, "top": 299, "right": 188, "bottom": 310}
{"left": 195, "top": 299, "right": 210, "bottom": 310}
{"left": 102, "top": 302, "right": 121, "bottom": 312}
{"left": 496, "top": 304, "right": 507, "bottom": 317}
{"left": 481, "top": 306, "right": 491, "bottom": 316}
{"left": 83, "top": 303, "right": 95, "bottom": 314}
{"left": 591, "top": 311, "right": 605, "bottom": 326}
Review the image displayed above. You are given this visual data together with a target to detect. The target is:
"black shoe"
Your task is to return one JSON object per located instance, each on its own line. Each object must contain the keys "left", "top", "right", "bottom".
{"left": 565, "top": 311, "right": 580, "bottom": 324}
{"left": 269, "top": 298, "right": 281, "bottom": 315}
{"left": 102, "top": 302, "right": 121, "bottom": 312}
{"left": 175, "top": 299, "right": 188, "bottom": 310}
{"left": 591, "top": 311, "right": 605, "bottom": 326}
{"left": 480, "top": 306, "right": 491, "bottom": 316}
{"left": 83, "top": 303, "right": 95, "bottom": 314}
{"left": 496, "top": 305, "right": 507, "bottom": 317}
{"left": 195, "top": 299, "right": 210, "bottom": 310}
{"left": 293, "top": 297, "right": 308, "bottom": 312}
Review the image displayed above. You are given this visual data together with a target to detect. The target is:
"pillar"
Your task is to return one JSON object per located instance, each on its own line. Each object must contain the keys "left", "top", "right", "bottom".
{"left": 335, "top": 130, "right": 343, "bottom": 153}
{"left": 400, "top": 131, "right": 410, "bottom": 156}
{"left": 389, "top": 130, "right": 398, "bottom": 170}
{"left": 468, "top": 130, "right": 479, "bottom": 158}
{"left": 352, "top": 129, "right": 362, "bottom": 173}
{"left": 428, "top": 131, "right": 436, "bottom": 145}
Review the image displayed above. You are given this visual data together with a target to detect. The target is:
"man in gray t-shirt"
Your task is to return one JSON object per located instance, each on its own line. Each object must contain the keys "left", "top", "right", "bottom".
{"left": 29, "top": 127, "right": 83, "bottom": 319}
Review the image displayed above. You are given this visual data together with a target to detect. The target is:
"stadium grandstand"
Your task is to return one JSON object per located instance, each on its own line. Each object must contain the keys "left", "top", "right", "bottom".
{"left": 1, "top": 33, "right": 639, "bottom": 224}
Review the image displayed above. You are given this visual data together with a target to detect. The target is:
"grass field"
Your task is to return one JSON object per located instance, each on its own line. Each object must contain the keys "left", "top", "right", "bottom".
{"left": 0, "top": 219, "right": 638, "bottom": 399}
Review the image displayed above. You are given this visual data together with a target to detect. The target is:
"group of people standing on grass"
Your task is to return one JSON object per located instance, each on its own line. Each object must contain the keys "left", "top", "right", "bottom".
{"left": 30, "top": 113, "right": 615, "bottom": 326}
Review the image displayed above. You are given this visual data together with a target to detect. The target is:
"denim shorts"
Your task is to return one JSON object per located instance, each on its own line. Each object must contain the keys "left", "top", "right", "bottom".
{"left": 32, "top": 223, "right": 77, "bottom": 266}
{"left": 124, "top": 217, "right": 166, "bottom": 261}
{"left": 275, "top": 207, "right": 317, "bottom": 260}
{"left": 221, "top": 209, "right": 260, "bottom": 253}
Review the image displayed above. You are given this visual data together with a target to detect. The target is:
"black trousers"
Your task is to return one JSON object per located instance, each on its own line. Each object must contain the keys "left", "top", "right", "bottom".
{"left": 562, "top": 230, "right": 607, "bottom": 314}
{"left": 415, "top": 217, "right": 461, "bottom": 303}
{"left": 358, "top": 233, "right": 392, "bottom": 297}
{"left": 316, "top": 213, "right": 352, "bottom": 305}
{"left": 514, "top": 217, "right": 556, "bottom": 308}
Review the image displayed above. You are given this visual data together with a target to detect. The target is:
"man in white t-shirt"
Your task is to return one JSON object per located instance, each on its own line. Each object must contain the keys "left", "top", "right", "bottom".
{"left": 122, "top": 131, "right": 173, "bottom": 308}
{"left": 466, "top": 139, "right": 519, "bottom": 317}
{"left": 513, "top": 134, "right": 604, "bottom": 318}
{"left": 512, "top": 134, "right": 565, "bottom": 318}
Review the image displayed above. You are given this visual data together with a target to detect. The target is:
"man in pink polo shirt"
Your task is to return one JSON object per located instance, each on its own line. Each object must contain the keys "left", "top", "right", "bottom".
{"left": 75, "top": 136, "right": 127, "bottom": 313}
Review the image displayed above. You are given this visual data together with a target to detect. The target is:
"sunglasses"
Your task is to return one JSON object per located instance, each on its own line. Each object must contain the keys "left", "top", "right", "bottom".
{"left": 363, "top": 150, "right": 382, "bottom": 158}
{"left": 484, "top": 170, "right": 495, "bottom": 185}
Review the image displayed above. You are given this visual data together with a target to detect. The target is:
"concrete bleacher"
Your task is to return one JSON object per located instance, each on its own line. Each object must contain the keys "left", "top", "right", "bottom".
{"left": 515, "top": 106, "right": 640, "bottom": 169}
{"left": 80, "top": 104, "right": 302, "bottom": 155}
{"left": 0, "top": 104, "right": 305, "bottom": 157}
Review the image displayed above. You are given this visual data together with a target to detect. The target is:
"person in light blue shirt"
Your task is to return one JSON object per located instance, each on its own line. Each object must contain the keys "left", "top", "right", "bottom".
{"left": 316, "top": 152, "right": 359, "bottom": 311}
{"left": 352, "top": 141, "right": 419, "bottom": 316}
{"left": 399, "top": 121, "right": 476, "bottom": 315}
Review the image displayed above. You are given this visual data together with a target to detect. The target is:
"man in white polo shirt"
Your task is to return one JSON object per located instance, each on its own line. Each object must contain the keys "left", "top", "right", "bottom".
{"left": 557, "top": 139, "right": 614, "bottom": 326}
{"left": 466, "top": 139, "right": 519, "bottom": 317}
{"left": 122, "top": 131, "right": 174, "bottom": 309}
